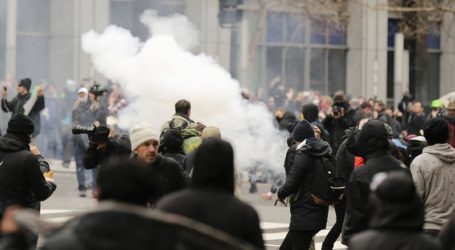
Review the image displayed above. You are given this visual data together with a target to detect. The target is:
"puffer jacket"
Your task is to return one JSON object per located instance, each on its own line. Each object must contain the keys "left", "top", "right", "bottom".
{"left": 277, "top": 139, "right": 332, "bottom": 231}
{"left": 410, "top": 143, "right": 455, "bottom": 231}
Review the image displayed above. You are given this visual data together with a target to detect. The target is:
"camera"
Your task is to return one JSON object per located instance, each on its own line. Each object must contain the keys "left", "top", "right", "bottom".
{"left": 72, "top": 124, "right": 110, "bottom": 142}
{"left": 89, "top": 83, "right": 107, "bottom": 98}
{"left": 332, "top": 104, "right": 344, "bottom": 117}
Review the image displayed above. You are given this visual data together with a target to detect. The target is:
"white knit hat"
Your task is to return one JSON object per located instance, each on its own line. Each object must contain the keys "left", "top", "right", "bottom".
{"left": 78, "top": 87, "right": 88, "bottom": 94}
{"left": 130, "top": 123, "right": 159, "bottom": 151}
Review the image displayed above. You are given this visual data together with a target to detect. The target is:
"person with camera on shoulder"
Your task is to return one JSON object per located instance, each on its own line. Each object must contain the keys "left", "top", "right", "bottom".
{"left": 81, "top": 125, "right": 131, "bottom": 170}
{"left": 71, "top": 86, "right": 108, "bottom": 197}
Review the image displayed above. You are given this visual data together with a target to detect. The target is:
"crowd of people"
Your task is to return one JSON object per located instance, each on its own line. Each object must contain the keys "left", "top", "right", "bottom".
{"left": 0, "top": 76, "right": 454, "bottom": 250}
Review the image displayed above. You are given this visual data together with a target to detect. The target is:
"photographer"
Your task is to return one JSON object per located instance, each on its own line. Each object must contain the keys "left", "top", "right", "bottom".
{"left": 72, "top": 86, "right": 108, "bottom": 197}
{"left": 322, "top": 92, "right": 356, "bottom": 154}
{"left": 82, "top": 125, "right": 131, "bottom": 170}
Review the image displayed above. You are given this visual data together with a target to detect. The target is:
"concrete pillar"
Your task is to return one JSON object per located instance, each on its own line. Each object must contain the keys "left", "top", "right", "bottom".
{"left": 440, "top": 4, "right": 455, "bottom": 96}
{"left": 346, "top": 0, "right": 388, "bottom": 100}
{"left": 184, "top": 0, "right": 231, "bottom": 74}
{"left": 49, "top": 0, "right": 75, "bottom": 85}
{"left": 5, "top": 0, "right": 17, "bottom": 79}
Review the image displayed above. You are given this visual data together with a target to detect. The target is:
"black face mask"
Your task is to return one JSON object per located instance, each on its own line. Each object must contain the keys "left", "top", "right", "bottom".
{"left": 275, "top": 116, "right": 282, "bottom": 123}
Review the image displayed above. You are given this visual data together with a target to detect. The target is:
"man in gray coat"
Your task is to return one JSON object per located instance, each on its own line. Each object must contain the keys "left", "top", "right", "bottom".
{"left": 410, "top": 117, "right": 455, "bottom": 237}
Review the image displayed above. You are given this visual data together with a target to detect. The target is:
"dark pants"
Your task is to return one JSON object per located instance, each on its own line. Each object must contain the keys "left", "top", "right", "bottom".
{"left": 322, "top": 198, "right": 346, "bottom": 250}
{"left": 280, "top": 230, "right": 318, "bottom": 250}
{"left": 74, "top": 143, "right": 87, "bottom": 191}
{"left": 423, "top": 229, "right": 440, "bottom": 237}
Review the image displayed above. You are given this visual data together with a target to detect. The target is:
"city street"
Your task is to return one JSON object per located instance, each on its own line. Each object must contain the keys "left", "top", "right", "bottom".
{"left": 39, "top": 159, "right": 346, "bottom": 250}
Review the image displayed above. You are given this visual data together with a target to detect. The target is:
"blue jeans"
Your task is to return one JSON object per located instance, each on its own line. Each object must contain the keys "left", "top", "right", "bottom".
{"left": 74, "top": 143, "right": 88, "bottom": 191}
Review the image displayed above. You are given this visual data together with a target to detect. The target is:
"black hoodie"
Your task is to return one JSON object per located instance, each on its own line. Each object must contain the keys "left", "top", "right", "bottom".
{"left": 157, "top": 139, "right": 264, "bottom": 249}
{"left": 349, "top": 172, "right": 440, "bottom": 250}
{"left": 277, "top": 139, "right": 332, "bottom": 231}
{"left": 342, "top": 120, "right": 408, "bottom": 244}
{"left": 0, "top": 134, "right": 56, "bottom": 217}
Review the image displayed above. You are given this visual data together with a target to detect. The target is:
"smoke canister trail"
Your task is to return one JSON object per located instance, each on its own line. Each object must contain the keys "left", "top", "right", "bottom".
{"left": 82, "top": 10, "right": 288, "bottom": 172}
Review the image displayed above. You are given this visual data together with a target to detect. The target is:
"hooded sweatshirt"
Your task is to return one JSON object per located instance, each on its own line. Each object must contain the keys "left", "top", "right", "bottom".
{"left": 0, "top": 134, "right": 56, "bottom": 216}
{"left": 157, "top": 139, "right": 264, "bottom": 249}
{"left": 410, "top": 143, "right": 455, "bottom": 230}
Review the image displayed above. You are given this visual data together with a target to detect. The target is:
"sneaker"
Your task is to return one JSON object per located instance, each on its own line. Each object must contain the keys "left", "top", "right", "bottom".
{"left": 79, "top": 191, "right": 87, "bottom": 197}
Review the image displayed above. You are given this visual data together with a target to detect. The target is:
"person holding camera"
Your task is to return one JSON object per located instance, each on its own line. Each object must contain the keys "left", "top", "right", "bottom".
{"left": 322, "top": 92, "right": 356, "bottom": 154}
{"left": 82, "top": 125, "right": 131, "bottom": 171}
{"left": 1, "top": 78, "right": 45, "bottom": 140}
{"left": 72, "top": 87, "right": 107, "bottom": 197}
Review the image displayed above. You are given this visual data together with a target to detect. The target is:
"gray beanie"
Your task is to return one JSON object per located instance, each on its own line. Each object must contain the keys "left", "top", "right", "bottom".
{"left": 130, "top": 123, "right": 159, "bottom": 151}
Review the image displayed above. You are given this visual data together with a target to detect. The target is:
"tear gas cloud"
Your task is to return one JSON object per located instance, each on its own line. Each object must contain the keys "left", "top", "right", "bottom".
{"left": 82, "top": 10, "right": 287, "bottom": 172}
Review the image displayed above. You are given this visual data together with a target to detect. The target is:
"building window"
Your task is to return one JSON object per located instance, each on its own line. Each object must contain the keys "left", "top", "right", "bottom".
{"left": 263, "top": 11, "right": 347, "bottom": 94}
{"left": 16, "top": 0, "right": 50, "bottom": 81}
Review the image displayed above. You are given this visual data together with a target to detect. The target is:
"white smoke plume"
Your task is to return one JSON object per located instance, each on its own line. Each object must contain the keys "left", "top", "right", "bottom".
{"left": 82, "top": 11, "right": 288, "bottom": 172}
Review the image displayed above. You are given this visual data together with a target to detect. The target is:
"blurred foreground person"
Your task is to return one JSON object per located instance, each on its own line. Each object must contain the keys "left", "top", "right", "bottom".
{"left": 157, "top": 138, "right": 264, "bottom": 249}
{"left": 0, "top": 158, "right": 255, "bottom": 250}
{"left": 410, "top": 118, "right": 455, "bottom": 237}
{"left": 348, "top": 171, "right": 440, "bottom": 250}
{"left": 0, "top": 114, "right": 56, "bottom": 249}
{"left": 439, "top": 216, "right": 455, "bottom": 250}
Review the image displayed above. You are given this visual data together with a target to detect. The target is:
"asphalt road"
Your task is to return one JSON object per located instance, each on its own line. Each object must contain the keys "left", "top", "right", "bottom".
{"left": 38, "top": 159, "right": 345, "bottom": 250}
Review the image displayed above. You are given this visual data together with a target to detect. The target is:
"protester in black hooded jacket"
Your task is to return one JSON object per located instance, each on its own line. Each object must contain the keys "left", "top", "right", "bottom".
{"left": 321, "top": 127, "right": 357, "bottom": 250}
{"left": 157, "top": 139, "right": 264, "bottom": 249}
{"left": 342, "top": 120, "right": 408, "bottom": 244}
{"left": 349, "top": 171, "right": 440, "bottom": 250}
{"left": 278, "top": 120, "right": 331, "bottom": 250}
{"left": 0, "top": 114, "right": 56, "bottom": 217}
{"left": 84, "top": 133, "right": 131, "bottom": 169}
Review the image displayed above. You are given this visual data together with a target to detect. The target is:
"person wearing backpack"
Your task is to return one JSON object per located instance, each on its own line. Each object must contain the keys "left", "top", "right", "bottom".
{"left": 277, "top": 120, "right": 332, "bottom": 250}
{"left": 160, "top": 99, "right": 194, "bottom": 135}
{"left": 342, "top": 120, "right": 408, "bottom": 245}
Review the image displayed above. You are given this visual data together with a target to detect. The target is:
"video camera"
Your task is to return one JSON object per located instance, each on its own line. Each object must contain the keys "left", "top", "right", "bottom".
{"left": 89, "top": 83, "right": 107, "bottom": 99}
{"left": 72, "top": 124, "right": 110, "bottom": 143}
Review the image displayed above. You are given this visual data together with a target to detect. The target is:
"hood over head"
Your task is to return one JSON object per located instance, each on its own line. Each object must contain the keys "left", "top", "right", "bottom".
{"left": 191, "top": 138, "right": 235, "bottom": 193}
{"left": 0, "top": 134, "right": 30, "bottom": 152}
{"left": 302, "top": 104, "right": 319, "bottom": 123}
{"left": 368, "top": 171, "right": 423, "bottom": 231}
{"left": 297, "top": 138, "right": 332, "bottom": 157}
{"left": 423, "top": 143, "right": 455, "bottom": 163}
{"left": 355, "top": 120, "right": 389, "bottom": 157}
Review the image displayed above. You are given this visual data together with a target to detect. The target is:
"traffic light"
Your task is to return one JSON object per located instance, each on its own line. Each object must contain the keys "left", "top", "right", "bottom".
{"left": 218, "top": 0, "right": 243, "bottom": 28}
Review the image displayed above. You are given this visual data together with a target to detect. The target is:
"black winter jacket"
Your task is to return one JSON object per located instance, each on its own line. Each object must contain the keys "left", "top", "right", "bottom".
{"left": 1, "top": 94, "right": 45, "bottom": 136}
{"left": 335, "top": 128, "right": 356, "bottom": 182}
{"left": 147, "top": 154, "right": 188, "bottom": 204}
{"left": 440, "top": 216, "right": 455, "bottom": 250}
{"left": 157, "top": 189, "right": 264, "bottom": 249}
{"left": 322, "top": 109, "right": 356, "bottom": 154}
{"left": 84, "top": 135, "right": 131, "bottom": 169}
{"left": 349, "top": 179, "right": 440, "bottom": 250}
{"left": 0, "top": 134, "right": 56, "bottom": 217}
{"left": 0, "top": 202, "right": 256, "bottom": 250}
{"left": 277, "top": 139, "right": 331, "bottom": 231}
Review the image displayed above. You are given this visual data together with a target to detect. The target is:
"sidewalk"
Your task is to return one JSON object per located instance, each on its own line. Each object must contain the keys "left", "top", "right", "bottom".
{"left": 47, "top": 159, "right": 76, "bottom": 173}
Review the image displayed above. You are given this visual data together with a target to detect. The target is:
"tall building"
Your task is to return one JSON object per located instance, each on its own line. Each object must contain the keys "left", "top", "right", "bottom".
{"left": 0, "top": 0, "right": 454, "bottom": 106}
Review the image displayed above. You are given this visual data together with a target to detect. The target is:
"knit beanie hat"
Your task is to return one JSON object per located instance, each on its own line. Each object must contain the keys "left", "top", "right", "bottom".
{"left": 7, "top": 113, "right": 34, "bottom": 135}
{"left": 18, "top": 78, "right": 32, "bottom": 91}
{"left": 292, "top": 120, "right": 315, "bottom": 142}
{"left": 130, "top": 123, "right": 159, "bottom": 151}
{"left": 201, "top": 126, "right": 221, "bottom": 140}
